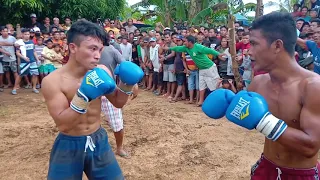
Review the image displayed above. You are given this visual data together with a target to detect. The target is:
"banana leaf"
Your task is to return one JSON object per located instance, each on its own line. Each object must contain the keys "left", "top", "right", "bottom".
{"left": 191, "top": 2, "right": 228, "bottom": 25}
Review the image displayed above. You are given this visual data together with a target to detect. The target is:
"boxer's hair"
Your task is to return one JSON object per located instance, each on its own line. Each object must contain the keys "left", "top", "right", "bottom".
{"left": 67, "top": 19, "right": 107, "bottom": 46}
{"left": 250, "top": 12, "right": 296, "bottom": 56}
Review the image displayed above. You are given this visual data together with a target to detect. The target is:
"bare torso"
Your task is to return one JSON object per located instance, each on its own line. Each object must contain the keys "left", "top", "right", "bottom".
{"left": 47, "top": 67, "right": 102, "bottom": 136}
{"left": 251, "top": 70, "right": 319, "bottom": 168}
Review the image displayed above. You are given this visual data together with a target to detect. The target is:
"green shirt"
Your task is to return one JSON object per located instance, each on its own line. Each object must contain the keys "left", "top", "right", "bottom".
{"left": 170, "top": 43, "right": 220, "bottom": 69}
{"left": 137, "top": 45, "right": 142, "bottom": 58}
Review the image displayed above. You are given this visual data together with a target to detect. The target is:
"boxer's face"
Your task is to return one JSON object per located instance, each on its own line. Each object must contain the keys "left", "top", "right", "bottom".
{"left": 249, "top": 30, "right": 273, "bottom": 71}
{"left": 70, "top": 36, "right": 104, "bottom": 70}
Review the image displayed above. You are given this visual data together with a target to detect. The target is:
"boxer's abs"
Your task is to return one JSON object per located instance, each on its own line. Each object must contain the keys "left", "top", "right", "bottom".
{"left": 263, "top": 139, "right": 318, "bottom": 168}
{"left": 59, "top": 99, "right": 103, "bottom": 136}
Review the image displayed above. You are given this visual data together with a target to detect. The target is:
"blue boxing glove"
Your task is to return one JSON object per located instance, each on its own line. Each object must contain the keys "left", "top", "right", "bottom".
{"left": 70, "top": 68, "right": 116, "bottom": 114}
{"left": 226, "top": 90, "right": 288, "bottom": 141}
{"left": 202, "top": 89, "right": 236, "bottom": 119}
{"left": 115, "top": 61, "right": 144, "bottom": 95}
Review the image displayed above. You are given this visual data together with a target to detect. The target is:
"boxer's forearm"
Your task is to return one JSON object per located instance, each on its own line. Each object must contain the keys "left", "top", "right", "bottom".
{"left": 105, "top": 89, "right": 129, "bottom": 108}
{"left": 277, "top": 127, "right": 318, "bottom": 158}
{"left": 52, "top": 108, "right": 82, "bottom": 132}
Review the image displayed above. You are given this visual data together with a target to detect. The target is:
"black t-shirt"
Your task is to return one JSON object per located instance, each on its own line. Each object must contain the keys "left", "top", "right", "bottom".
{"left": 209, "top": 37, "right": 221, "bottom": 50}
{"left": 164, "top": 43, "right": 175, "bottom": 65}
{"left": 132, "top": 45, "right": 139, "bottom": 61}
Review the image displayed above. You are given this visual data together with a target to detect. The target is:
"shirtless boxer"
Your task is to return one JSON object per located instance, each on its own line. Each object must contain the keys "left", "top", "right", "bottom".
{"left": 41, "top": 20, "right": 143, "bottom": 180}
{"left": 202, "top": 12, "right": 320, "bottom": 179}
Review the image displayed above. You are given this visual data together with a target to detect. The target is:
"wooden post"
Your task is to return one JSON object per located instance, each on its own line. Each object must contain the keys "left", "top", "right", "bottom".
{"left": 227, "top": 14, "right": 243, "bottom": 91}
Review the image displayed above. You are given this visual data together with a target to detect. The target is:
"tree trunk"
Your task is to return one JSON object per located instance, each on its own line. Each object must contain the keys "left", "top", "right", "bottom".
{"left": 189, "top": 0, "right": 203, "bottom": 20}
{"left": 164, "top": 0, "right": 171, "bottom": 27}
{"left": 255, "top": 0, "right": 264, "bottom": 19}
{"left": 228, "top": 15, "right": 243, "bottom": 91}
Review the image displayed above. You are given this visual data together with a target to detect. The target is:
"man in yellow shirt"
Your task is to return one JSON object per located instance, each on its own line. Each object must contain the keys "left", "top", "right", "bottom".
{"left": 105, "top": 20, "right": 120, "bottom": 36}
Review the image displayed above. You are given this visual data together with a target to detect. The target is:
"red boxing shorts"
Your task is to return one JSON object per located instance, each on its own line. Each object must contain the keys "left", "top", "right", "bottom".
{"left": 251, "top": 154, "right": 319, "bottom": 180}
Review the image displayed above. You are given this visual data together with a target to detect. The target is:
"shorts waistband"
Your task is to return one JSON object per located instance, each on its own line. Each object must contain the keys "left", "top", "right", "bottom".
{"left": 260, "top": 154, "right": 319, "bottom": 176}
{"left": 57, "top": 126, "right": 105, "bottom": 141}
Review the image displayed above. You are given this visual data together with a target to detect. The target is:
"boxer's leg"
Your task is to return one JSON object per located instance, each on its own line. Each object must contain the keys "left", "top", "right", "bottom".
{"left": 85, "top": 127, "right": 124, "bottom": 180}
{"left": 47, "top": 134, "right": 86, "bottom": 180}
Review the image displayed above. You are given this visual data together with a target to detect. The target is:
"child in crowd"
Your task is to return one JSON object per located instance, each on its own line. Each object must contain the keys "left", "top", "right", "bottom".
{"left": 40, "top": 39, "right": 55, "bottom": 78}
{"left": 51, "top": 44, "right": 63, "bottom": 69}
{"left": 35, "top": 37, "right": 45, "bottom": 86}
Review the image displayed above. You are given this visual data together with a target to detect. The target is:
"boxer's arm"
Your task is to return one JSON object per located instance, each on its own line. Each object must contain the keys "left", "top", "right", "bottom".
{"left": 41, "top": 76, "right": 81, "bottom": 132}
{"left": 277, "top": 80, "right": 320, "bottom": 158}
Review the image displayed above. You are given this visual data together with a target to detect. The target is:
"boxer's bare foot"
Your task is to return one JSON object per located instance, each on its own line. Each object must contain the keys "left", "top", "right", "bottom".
{"left": 116, "top": 149, "right": 130, "bottom": 159}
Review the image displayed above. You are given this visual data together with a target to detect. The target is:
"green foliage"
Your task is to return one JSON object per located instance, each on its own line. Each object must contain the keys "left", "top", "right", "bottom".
{"left": 0, "top": 0, "right": 125, "bottom": 26}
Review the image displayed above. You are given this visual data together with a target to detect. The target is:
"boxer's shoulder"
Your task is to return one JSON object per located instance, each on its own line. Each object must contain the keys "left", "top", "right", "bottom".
{"left": 97, "top": 64, "right": 112, "bottom": 77}
{"left": 248, "top": 74, "right": 270, "bottom": 91}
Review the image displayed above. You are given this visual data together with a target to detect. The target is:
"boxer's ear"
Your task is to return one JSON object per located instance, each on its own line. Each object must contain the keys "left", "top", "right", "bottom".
{"left": 68, "top": 43, "right": 77, "bottom": 54}
{"left": 274, "top": 39, "right": 283, "bottom": 54}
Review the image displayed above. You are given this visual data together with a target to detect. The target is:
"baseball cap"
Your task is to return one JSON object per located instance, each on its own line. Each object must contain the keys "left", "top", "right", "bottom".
{"left": 176, "top": 35, "right": 184, "bottom": 40}
{"left": 30, "top": 13, "right": 37, "bottom": 18}
{"left": 33, "top": 27, "right": 41, "bottom": 32}
{"left": 164, "top": 27, "right": 171, "bottom": 31}
{"left": 133, "top": 37, "right": 138, "bottom": 41}
{"left": 149, "top": 37, "right": 156, "bottom": 42}
{"left": 143, "top": 37, "right": 149, "bottom": 42}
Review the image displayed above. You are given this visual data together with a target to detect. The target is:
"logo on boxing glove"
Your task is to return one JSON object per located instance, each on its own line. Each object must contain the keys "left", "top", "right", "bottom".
{"left": 230, "top": 97, "right": 250, "bottom": 120}
{"left": 86, "top": 70, "right": 105, "bottom": 88}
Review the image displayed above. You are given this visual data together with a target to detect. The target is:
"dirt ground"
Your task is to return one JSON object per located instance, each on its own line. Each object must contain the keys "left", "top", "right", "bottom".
{"left": 0, "top": 89, "right": 266, "bottom": 180}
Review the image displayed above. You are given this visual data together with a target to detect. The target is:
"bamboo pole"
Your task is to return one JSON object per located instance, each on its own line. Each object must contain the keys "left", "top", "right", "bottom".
{"left": 227, "top": 14, "right": 243, "bottom": 91}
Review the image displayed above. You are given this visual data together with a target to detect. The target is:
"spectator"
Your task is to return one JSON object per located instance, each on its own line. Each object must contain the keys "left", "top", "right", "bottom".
{"left": 161, "top": 32, "right": 176, "bottom": 98}
{"left": 119, "top": 27, "right": 127, "bottom": 37}
{"left": 40, "top": 39, "right": 55, "bottom": 78}
{"left": 0, "top": 26, "right": 17, "bottom": 88}
{"left": 61, "top": 17, "right": 72, "bottom": 31}
{"left": 292, "top": 4, "right": 301, "bottom": 18}
{"left": 310, "top": 8, "right": 319, "bottom": 20}
{"left": 310, "top": 18, "right": 320, "bottom": 31}
{"left": 29, "top": 13, "right": 41, "bottom": 28}
{"left": 170, "top": 35, "right": 186, "bottom": 103}
{"left": 169, "top": 35, "right": 223, "bottom": 107}
{"left": 52, "top": 17, "right": 63, "bottom": 30}
{"left": 297, "top": 27, "right": 320, "bottom": 74}
{"left": 216, "top": 79, "right": 237, "bottom": 93}
{"left": 41, "top": 17, "right": 51, "bottom": 33}
{"left": 105, "top": 20, "right": 120, "bottom": 36}
{"left": 120, "top": 36, "right": 132, "bottom": 61}
{"left": 149, "top": 37, "right": 162, "bottom": 95}
{"left": 216, "top": 37, "right": 229, "bottom": 78}
{"left": 300, "top": 6, "right": 311, "bottom": 22}
{"left": 296, "top": 18, "right": 305, "bottom": 31}
{"left": 51, "top": 44, "right": 63, "bottom": 69}
{"left": 13, "top": 28, "right": 40, "bottom": 95}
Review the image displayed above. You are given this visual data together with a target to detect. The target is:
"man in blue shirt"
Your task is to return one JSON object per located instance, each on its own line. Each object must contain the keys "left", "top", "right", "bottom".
{"left": 12, "top": 28, "right": 40, "bottom": 95}
{"left": 297, "top": 28, "right": 320, "bottom": 74}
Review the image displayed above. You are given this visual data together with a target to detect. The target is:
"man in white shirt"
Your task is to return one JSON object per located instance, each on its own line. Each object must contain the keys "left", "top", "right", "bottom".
{"left": 0, "top": 26, "right": 17, "bottom": 88}
{"left": 120, "top": 36, "right": 132, "bottom": 61}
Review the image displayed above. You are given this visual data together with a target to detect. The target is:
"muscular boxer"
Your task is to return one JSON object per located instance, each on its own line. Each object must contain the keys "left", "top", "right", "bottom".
{"left": 42, "top": 20, "right": 143, "bottom": 180}
{"left": 202, "top": 12, "right": 320, "bottom": 179}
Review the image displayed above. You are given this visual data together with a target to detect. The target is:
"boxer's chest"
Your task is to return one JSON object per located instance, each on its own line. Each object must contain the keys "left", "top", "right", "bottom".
{"left": 61, "top": 76, "right": 101, "bottom": 108}
{"left": 256, "top": 84, "right": 302, "bottom": 129}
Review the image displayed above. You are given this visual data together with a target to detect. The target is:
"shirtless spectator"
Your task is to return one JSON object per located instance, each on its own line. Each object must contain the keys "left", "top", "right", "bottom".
{"left": 41, "top": 19, "right": 142, "bottom": 180}
{"left": 203, "top": 12, "right": 320, "bottom": 179}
